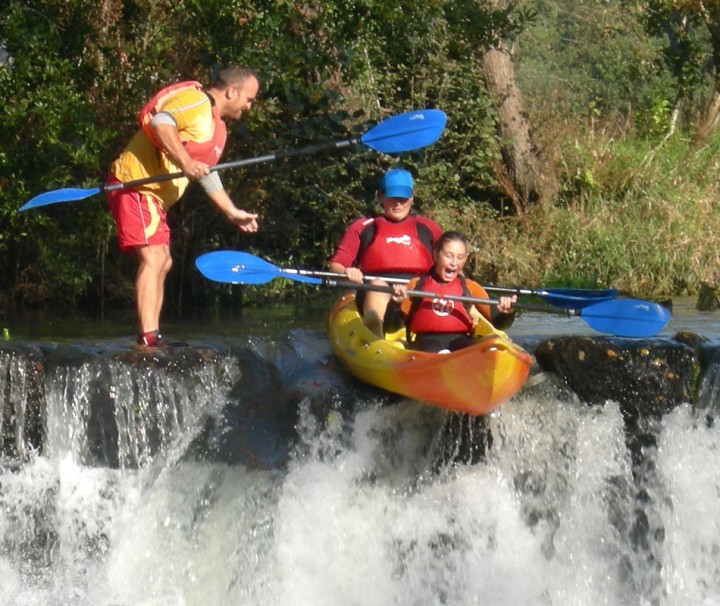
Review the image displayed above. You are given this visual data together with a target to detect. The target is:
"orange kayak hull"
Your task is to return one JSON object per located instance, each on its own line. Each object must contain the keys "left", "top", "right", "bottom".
{"left": 326, "top": 293, "right": 533, "bottom": 416}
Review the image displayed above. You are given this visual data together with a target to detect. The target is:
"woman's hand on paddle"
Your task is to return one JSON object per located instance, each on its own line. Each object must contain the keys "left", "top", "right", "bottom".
{"left": 344, "top": 267, "right": 364, "bottom": 283}
{"left": 497, "top": 294, "right": 517, "bottom": 313}
{"left": 392, "top": 284, "right": 408, "bottom": 303}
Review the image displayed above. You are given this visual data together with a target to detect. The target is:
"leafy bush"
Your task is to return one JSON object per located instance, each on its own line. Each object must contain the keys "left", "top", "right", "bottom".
{"left": 3, "top": 0, "right": 720, "bottom": 315}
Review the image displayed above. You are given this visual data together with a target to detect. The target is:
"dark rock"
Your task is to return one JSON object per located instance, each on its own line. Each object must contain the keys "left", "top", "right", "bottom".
{"left": 697, "top": 282, "right": 720, "bottom": 311}
{"left": 430, "top": 413, "right": 493, "bottom": 469}
{"left": 534, "top": 335, "right": 698, "bottom": 423}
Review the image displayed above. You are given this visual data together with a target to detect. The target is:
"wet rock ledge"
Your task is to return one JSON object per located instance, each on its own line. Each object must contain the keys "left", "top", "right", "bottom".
{"left": 0, "top": 331, "right": 718, "bottom": 465}
{"left": 529, "top": 332, "right": 709, "bottom": 424}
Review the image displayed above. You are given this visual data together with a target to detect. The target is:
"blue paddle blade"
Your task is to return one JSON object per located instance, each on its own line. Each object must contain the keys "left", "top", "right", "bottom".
{"left": 579, "top": 298, "right": 671, "bottom": 338}
{"left": 197, "top": 251, "right": 275, "bottom": 273}
{"left": 229, "top": 269, "right": 323, "bottom": 285}
{"left": 19, "top": 186, "right": 102, "bottom": 211}
{"left": 361, "top": 109, "right": 447, "bottom": 154}
{"left": 195, "top": 252, "right": 322, "bottom": 285}
{"left": 540, "top": 288, "right": 619, "bottom": 309}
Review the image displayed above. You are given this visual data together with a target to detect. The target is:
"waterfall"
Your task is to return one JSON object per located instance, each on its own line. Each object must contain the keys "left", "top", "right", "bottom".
{"left": 2, "top": 333, "right": 720, "bottom": 605}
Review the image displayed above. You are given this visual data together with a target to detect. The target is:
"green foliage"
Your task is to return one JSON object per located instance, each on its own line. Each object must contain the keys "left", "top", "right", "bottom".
{"left": 0, "top": 1, "right": 118, "bottom": 307}
{"left": 517, "top": 0, "right": 677, "bottom": 136}
{"left": 466, "top": 130, "right": 720, "bottom": 298}
{"left": 642, "top": 0, "right": 714, "bottom": 95}
{"left": 163, "top": 0, "right": 522, "bottom": 307}
{"left": 3, "top": 0, "right": 720, "bottom": 317}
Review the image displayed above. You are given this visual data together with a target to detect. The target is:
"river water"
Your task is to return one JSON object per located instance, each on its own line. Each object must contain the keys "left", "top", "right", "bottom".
{"left": 2, "top": 295, "right": 720, "bottom": 606}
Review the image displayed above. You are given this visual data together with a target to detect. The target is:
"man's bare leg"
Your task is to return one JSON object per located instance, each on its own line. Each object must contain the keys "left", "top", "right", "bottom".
{"left": 134, "top": 244, "right": 173, "bottom": 343}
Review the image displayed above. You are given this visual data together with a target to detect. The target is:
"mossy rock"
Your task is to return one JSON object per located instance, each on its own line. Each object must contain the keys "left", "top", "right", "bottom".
{"left": 697, "top": 282, "right": 720, "bottom": 311}
{"left": 534, "top": 336, "right": 699, "bottom": 424}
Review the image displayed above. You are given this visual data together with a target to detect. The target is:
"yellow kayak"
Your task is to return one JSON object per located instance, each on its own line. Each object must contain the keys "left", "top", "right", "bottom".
{"left": 326, "top": 292, "right": 533, "bottom": 415}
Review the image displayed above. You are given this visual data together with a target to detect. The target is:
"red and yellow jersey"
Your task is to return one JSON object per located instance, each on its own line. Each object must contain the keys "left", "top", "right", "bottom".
{"left": 110, "top": 86, "right": 226, "bottom": 211}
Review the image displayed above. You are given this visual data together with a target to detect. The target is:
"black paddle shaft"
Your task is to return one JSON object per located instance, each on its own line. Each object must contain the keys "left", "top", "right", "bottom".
{"left": 328, "top": 280, "right": 581, "bottom": 317}
{"left": 103, "top": 138, "right": 359, "bottom": 194}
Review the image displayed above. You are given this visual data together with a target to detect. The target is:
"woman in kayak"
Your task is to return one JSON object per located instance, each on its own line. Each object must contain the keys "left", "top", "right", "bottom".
{"left": 329, "top": 168, "right": 443, "bottom": 337}
{"left": 392, "top": 231, "right": 516, "bottom": 353}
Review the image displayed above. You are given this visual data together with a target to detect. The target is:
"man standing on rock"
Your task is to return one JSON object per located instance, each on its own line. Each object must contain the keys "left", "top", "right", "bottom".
{"left": 106, "top": 65, "right": 260, "bottom": 347}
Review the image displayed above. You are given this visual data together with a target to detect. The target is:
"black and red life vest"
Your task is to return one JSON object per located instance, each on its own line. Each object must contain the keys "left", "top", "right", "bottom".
{"left": 356, "top": 216, "right": 434, "bottom": 274}
{"left": 407, "top": 273, "right": 473, "bottom": 335}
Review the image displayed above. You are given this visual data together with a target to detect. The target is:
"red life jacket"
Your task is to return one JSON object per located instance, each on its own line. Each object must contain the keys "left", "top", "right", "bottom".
{"left": 137, "top": 80, "right": 227, "bottom": 165}
{"left": 357, "top": 216, "right": 434, "bottom": 274}
{"left": 408, "top": 273, "right": 474, "bottom": 334}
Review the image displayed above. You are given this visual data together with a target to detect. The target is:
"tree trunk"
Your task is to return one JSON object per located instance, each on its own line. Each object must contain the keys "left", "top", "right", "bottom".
{"left": 692, "top": 90, "right": 720, "bottom": 147}
{"left": 692, "top": 2, "right": 720, "bottom": 147}
{"left": 481, "top": 43, "right": 556, "bottom": 213}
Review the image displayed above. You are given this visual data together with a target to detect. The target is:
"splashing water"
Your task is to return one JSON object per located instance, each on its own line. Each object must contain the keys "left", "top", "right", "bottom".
{"left": 2, "top": 336, "right": 720, "bottom": 605}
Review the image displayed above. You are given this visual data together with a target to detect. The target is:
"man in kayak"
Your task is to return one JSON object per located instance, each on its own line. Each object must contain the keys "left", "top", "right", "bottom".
{"left": 391, "top": 231, "right": 516, "bottom": 353}
{"left": 106, "top": 65, "right": 260, "bottom": 347}
{"left": 329, "top": 168, "right": 443, "bottom": 337}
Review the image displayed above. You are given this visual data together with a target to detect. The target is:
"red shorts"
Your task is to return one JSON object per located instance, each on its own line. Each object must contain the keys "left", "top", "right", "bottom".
{"left": 106, "top": 175, "right": 170, "bottom": 254}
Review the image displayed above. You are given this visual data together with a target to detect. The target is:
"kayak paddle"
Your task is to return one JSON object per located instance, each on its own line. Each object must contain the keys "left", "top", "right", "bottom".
{"left": 195, "top": 250, "right": 322, "bottom": 285}
{"left": 20, "top": 109, "right": 446, "bottom": 211}
{"left": 195, "top": 250, "right": 391, "bottom": 286}
{"left": 334, "top": 281, "right": 670, "bottom": 339}
{"left": 195, "top": 250, "right": 617, "bottom": 309}
{"left": 194, "top": 251, "right": 671, "bottom": 338}
{"left": 480, "top": 285, "right": 617, "bottom": 309}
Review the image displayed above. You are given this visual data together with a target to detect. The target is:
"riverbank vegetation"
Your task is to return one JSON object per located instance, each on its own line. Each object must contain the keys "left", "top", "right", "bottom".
{"left": 1, "top": 0, "right": 720, "bottom": 314}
